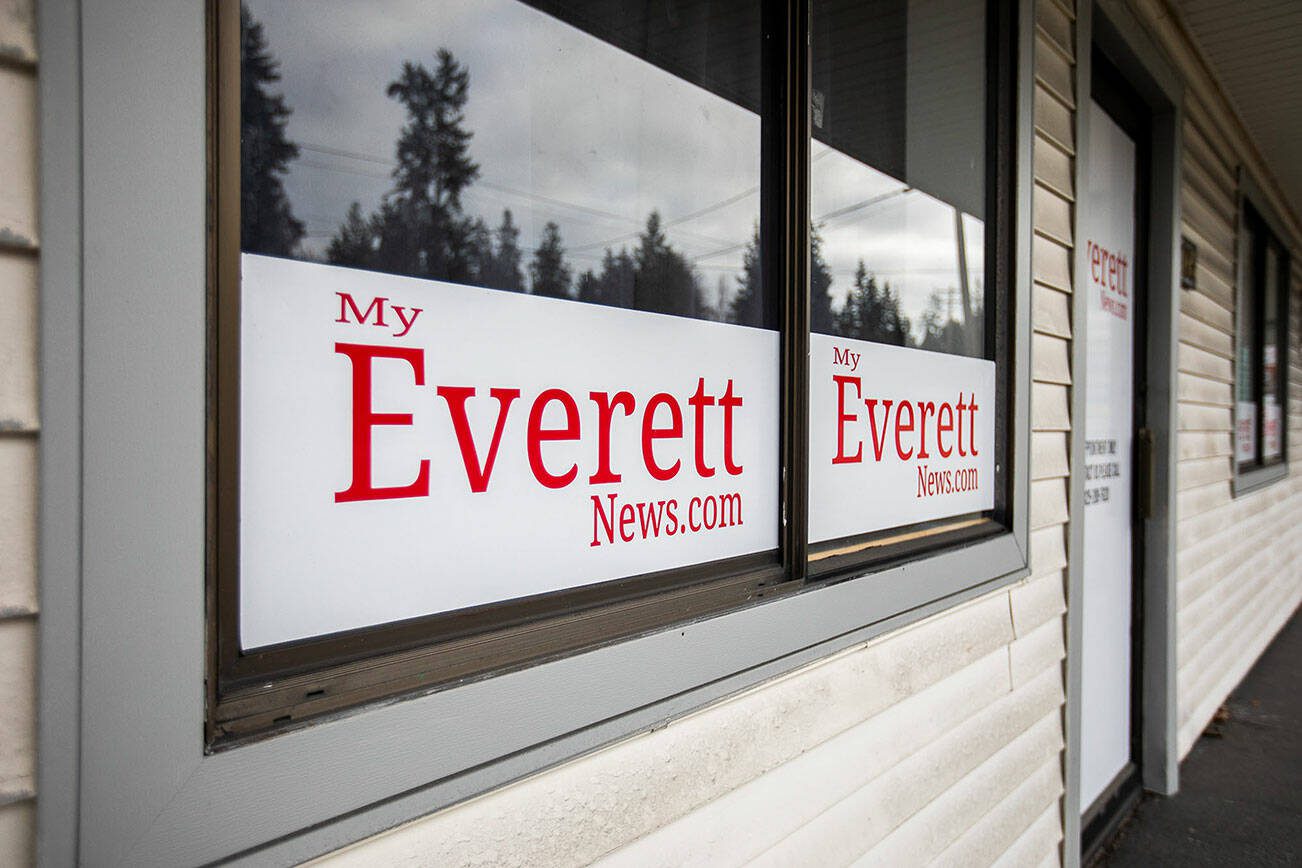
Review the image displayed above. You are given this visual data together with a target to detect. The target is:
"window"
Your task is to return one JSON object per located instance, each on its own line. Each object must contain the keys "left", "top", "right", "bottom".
{"left": 48, "top": 1, "right": 1028, "bottom": 861}
{"left": 213, "top": 0, "right": 1019, "bottom": 743}
{"left": 806, "top": 0, "right": 1011, "bottom": 572}
{"left": 1234, "top": 195, "right": 1290, "bottom": 492}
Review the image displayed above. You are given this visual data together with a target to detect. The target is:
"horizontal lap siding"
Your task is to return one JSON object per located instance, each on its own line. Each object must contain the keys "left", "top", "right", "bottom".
{"left": 0, "top": 2, "right": 39, "bottom": 866}
{"left": 318, "top": 2, "right": 1079, "bottom": 865}
{"left": 1019, "top": 3, "right": 1075, "bottom": 864}
{"left": 1173, "top": 90, "right": 1302, "bottom": 758}
{"left": 317, "top": 585, "right": 1070, "bottom": 868}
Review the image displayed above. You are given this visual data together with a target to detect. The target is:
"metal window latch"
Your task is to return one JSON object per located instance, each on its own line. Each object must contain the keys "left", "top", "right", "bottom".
{"left": 1136, "top": 427, "right": 1156, "bottom": 521}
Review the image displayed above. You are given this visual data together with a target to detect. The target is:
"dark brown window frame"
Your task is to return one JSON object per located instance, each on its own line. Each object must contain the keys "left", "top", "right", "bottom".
{"left": 1234, "top": 193, "right": 1291, "bottom": 493}
{"left": 208, "top": 0, "right": 1020, "bottom": 747}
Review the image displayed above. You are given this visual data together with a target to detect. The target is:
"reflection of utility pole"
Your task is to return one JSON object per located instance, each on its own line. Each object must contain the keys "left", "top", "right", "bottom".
{"left": 954, "top": 208, "right": 972, "bottom": 324}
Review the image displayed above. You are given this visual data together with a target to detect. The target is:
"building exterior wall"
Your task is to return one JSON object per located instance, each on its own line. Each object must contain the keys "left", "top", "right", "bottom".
{"left": 5, "top": 0, "right": 1300, "bottom": 865}
{"left": 314, "top": 582, "right": 1068, "bottom": 868}
{"left": 1173, "top": 89, "right": 1302, "bottom": 758}
{"left": 1108, "top": 0, "right": 1302, "bottom": 761}
{"left": 310, "top": 0, "right": 1302, "bottom": 861}
{"left": 312, "top": 2, "right": 1080, "bottom": 864}
{"left": 0, "top": 0, "right": 39, "bottom": 865}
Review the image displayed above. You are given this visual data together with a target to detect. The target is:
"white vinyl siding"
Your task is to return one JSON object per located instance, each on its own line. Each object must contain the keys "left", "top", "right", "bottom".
{"left": 316, "top": 581, "right": 1068, "bottom": 868}
{"left": 0, "top": 1, "right": 39, "bottom": 864}
{"left": 1171, "top": 87, "right": 1302, "bottom": 758}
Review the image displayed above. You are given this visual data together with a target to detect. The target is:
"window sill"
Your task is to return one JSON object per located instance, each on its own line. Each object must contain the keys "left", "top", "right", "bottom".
{"left": 1233, "top": 462, "right": 1289, "bottom": 497}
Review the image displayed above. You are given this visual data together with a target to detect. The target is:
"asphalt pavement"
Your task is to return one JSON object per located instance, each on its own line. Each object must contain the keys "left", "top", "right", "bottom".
{"left": 1098, "top": 608, "right": 1301, "bottom": 866}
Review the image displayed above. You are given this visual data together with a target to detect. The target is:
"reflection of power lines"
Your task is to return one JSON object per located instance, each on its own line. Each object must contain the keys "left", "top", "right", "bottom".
{"left": 573, "top": 148, "right": 839, "bottom": 258}
{"left": 296, "top": 143, "right": 741, "bottom": 252}
{"left": 299, "top": 141, "right": 390, "bottom": 166}
{"left": 569, "top": 249, "right": 742, "bottom": 272}
{"left": 690, "top": 237, "right": 751, "bottom": 263}
{"left": 814, "top": 186, "right": 912, "bottom": 228}
{"left": 297, "top": 146, "right": 636, "bottom": 226}
{"left": 688, "top": 182, "right": 912, "bottom": 265}
{"left": 295, "top": 139, "right": 919, "bottom": 270}
{"left": 826, "top": 267, "right": 978, "bottom": 276}
{"left": 568, "top": 186, "right": 758, "bottom": 255}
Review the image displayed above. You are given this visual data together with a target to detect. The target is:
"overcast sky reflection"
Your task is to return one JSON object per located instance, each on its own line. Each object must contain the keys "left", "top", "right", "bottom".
{"left": 249, "top": 0, "right": 985, "bottom": 340}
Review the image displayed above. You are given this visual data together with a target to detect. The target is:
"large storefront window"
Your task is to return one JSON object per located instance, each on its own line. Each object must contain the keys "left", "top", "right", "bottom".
{"left": 214, "top": 0, "right": 1016, "bottom": 741}
{"left": 234, "top": 0, "right": 777, "bottom": 647}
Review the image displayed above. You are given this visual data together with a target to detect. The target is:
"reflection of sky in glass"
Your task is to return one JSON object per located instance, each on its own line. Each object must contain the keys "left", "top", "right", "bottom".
{"left": 248, "top": 0, "right": 985, "bottom": 335}
{"left": 249, "top": 0, "right": 760, "bottom": 282}
{"left": 812, "top": 142, "right": 984, "bottom": 344}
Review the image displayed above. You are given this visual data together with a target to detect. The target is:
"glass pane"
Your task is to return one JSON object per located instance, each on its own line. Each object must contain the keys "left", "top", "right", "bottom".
{"left": 1236, "top": 222, "right": 1258, "bottom": 465}
{"left": 807, "top": 0, "right": 997, "bottom": 551}
{"left": 1262, "top": 243, "right": 1282, "bottom": 461}
{"left": 237, "top": 1, "right": 778, "bottom": 649}
{"left": 809, "top": 0, "right": 987, "bottom": 357}
{"left": 241, "top": 0, "right": 767, "bottom": 324}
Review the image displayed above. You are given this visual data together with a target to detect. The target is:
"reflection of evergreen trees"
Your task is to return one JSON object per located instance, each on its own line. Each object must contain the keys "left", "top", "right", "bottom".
{"left": 312, "top": 44, "right": 715, "bottom": 317}
{"left": 633, "top": 213, "right": 704, "bottom": 317}
{"left": 240, "top": 9, "right": 983, "bottom": 352}
{"left": 810, "top": 232, "right": 837, "bottom": 335}
{"left": 837, "top": 260, "right": 910, "bottom": 346}
{"left": 729, "top": 228, "right": 834, "bottom": 332}
{"left": 328, "top": 51, "right": 486, "bottom": 283}
{"left": 240, "top": 4, "right": 304, "bottom": 256}
{"left": 326, "top": 203, "right": 373, "bottom": 268}
{"left": 729, "top": 227, "right": 763, "bottom": 326}
{"left": 482, "top": 210, "right": 525, "bottom": 292}
{"left": 575, "top": 213, "right": 713, "bottom": 317}
{"left": 529, "top": 222, "right": 571, "bottom": 298}
{"left": 577, "top": 249, "right": 635, "bottom": 308}
{"left": 918, "top": 283, "right": 984, "bottom": 356}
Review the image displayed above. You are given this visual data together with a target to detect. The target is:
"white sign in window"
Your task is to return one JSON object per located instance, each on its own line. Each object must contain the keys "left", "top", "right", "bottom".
{"left": 809, "top": 335, "right": 996, "bottom": 543}
{"left": 240, "top": 255, "right": 780, "bottom": 648}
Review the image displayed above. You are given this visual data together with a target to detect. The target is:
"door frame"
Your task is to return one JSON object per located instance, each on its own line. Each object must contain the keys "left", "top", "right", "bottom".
{"left": 1078, "top": 47, "right": 1152, "bottom": 857}
{"left": 1062, "top": 1, "right": 1184, "bottom": 865}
